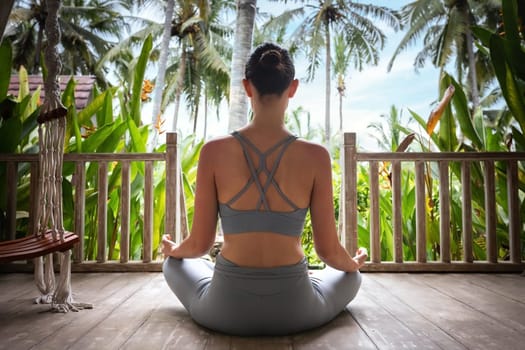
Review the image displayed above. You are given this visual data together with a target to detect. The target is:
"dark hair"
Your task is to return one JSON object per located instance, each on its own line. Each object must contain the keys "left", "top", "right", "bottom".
{"left": 244, "top": 43, "right": 295, "bottom": 96}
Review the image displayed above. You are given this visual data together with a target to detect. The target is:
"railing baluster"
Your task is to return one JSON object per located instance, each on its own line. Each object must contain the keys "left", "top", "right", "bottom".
{"left": 415, "top": 161, "right": 427, "bottom": 263}
{"left": 391, "top": 160, "right": 403, "bottom": 263}
{"left": 29, "top": 162, "right": 39, "bottom": 236}
{"left": 143, "top": 160, "right": 154, "bottom": 263}
{"left": 166, "top": 133, "right": 178, "bottom": 243}
{"left": 120, "top": 161, "right": 130, "bottom": 263}
{"left": 484, "top": 160, "right": 497, "bottom": 263}
{"left": 344, "top": 133, "right": 358, "bottom": 255}
{"left": 506, "top": 160, "right": 521, "bottom": 263}
{"left": 97, "top": 161, "right": 108, "bottom": 263}
{"left": 74, "top": 161, "right": 86, "bottom": 263}
{"left": 439, "top": 160, "right": 451, "bottom": 263}
{"left": 7, "top": 161, "right": 17, "bottom": 240}
{"left": 369, "top": 161, "right": 380, "bottom": 263}
{"left": 461, "top": 161, "right": 473, "bottom": 263}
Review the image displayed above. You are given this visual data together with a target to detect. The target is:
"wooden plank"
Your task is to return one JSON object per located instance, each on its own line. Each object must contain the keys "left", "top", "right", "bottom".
{"left": 292, "top": 310, "right": 375, "bottom": 349}
{"left": 371, "top": 274, "right": 525, "bottom": 349}
{"left": 143, "top": 160, "right": 154, "bottom": 262}
{"left": 506, "top": 160, "right": 521, "bottom": 263}
{"left": 0, "top": 273, "right": 36, "bottom": 303}
{"left": 415, "top": 161, "right": 427, "bottom": 263}
{"left": 391, "top": 160, "right": 403, "bottom": 263}
{"left": 344, "top": 133, "right": 358, "bottom": 254}
{"left": 355, "top": 151, "right": 525, "bottom": 161}
{"left": 462, "top": 274, "right": 525, "bottom": 304}
{"left": 0, "top": 273, "right": 98, "bottom": 318}
{"left": 63, "top": 274, "right": 171, "bottom": 349}
{"left": 122, "top": 301, "right": 210, "bottom": 350}
{"left": 29, "top": 162, "right": 40, "bottom": 236}
{"left": 15, "top": 273, "right": 158, "bottom": 350}
{"left": 361, "top": 262, "right": 525, "bottom": 273}
{"left": 230, "top": 337, "right": 292, "bottom": 350}
{"left": 439, "top": 160, "right": 451, "bottom": 263}
{"left": 484, "top": 160, "right": 497, "bottom": 263}
{"left": 461, "top": 161, "right": 473, "bottom": 262}
{"left": 6, "top": 161, "right": 17, "bottom": 241}
{"left": 4, "top": 150, "right": 525, "bottom": 163}
{"left": 74, "top": 161, "right": 86, "bottom": 263}
{"left": 0, "top": 230, "right": 79, "bottom": 263}
{"left": 120, "top": 161, "right": 131, "bottom": 263}
{"left": 165, "top": 133, "right": 178, "bottom": 240}
{"left": 97, "top": 161, "right": 108, "bottom": 263}
{"left": 369, "top": 161, "right": 380, "bottom": 263}
{"left": 417, "top": 274, "right": 525, "bottom": 332}
{"left": 352, "top": 274, "right": 464, "bottom": 349}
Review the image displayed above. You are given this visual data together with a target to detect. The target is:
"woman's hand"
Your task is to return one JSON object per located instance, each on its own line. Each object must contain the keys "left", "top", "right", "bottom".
{"left": 353, "top": 247, "right": 368, "bottom": 269}
{"left": 161, "top": 234, "right": 177, "bottom": 258}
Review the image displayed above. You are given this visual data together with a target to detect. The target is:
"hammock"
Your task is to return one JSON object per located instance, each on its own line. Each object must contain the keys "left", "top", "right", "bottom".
{"left": 0, "top": 0, "right": 91, "bottom": 312}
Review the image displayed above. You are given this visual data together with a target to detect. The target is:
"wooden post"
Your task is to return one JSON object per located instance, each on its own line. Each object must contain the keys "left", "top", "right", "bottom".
{"left": 143, "top": 160, "right": 154, "bottom": 262}
{"left": 6, "top": 161, "right": 16, "bottom": 240}
{"left": 369, "top": 161, "right": 380, "bottom": 263}
{"left": 461, "top": 161, "right": 473, "bottom": 263}
{"left": 344, "top": 133, "right": 358, "bottom": 255}
{"left": 74, "top": 161, "right": 86, "bottom": 263}
{"left": 391, "top": 160, "right": 403, "bottom": 263}
{"left": 29, "top": 162, "right": 40, "bottom": 237}
{"left": 484, "top": 160, "right": 497, "bottom": 263}
{"left": 439, "top": 160, "right": 451, "bottom": 263}
{"left": 415, "top": 161, "right": 427, "bottom": 263}
{"left": 506, "top": 160, "right": 521, "bottom": 263}
{"left": 120, "top": 161, "right": 131, "bottom": 263}
{"left": 97, "top": 161, "right": 108, "bottom": 263}
{"left": 165, "top": 133, "right": 178, "bottom": 242}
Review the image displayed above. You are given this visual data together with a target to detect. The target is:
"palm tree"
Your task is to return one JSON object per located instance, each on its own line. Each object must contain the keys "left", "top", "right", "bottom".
{"left": 367, "top": 105, "right": 410, "bottom": 152}
{"left": 162, "top": 0, "right": 231, "bottom": 133}
{"left": 7, "top": 0, "right": 132, "bottom": 87}
{"left": 333, "top": 33, "right": 350, "bottom": 134}
{"left": 388, "top": 0, "right": 501, "bottom": 112}
{"left": 228, "top": 0, "right": 257, "bottom": 132}
{"left": 148, "top": 0, "right": 175, "bottom": 150}
{"left": 289, "top": 0, "right": 400, "bottom": 146}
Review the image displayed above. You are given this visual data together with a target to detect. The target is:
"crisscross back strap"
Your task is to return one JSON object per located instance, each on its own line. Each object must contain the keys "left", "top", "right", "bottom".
{"left": 227, "top": 131, "right": 298, "bottom": 211}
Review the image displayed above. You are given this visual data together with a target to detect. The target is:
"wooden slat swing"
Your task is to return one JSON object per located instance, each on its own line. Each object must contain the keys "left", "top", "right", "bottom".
{"left": 0, "top": 0, "right": 91, "bottom": 312}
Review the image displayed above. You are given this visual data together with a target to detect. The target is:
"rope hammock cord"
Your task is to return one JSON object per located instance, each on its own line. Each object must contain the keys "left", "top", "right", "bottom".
{"left": 0, "top": 0, "right": 92, "bottom": 312}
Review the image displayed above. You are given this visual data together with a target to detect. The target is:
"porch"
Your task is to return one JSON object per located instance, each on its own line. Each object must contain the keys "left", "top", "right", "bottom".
{"left": 0, "top": 131, "right": 524, "bottom": 349}
{"left": 0, "top": 271, "right": 523, "bottom": 349}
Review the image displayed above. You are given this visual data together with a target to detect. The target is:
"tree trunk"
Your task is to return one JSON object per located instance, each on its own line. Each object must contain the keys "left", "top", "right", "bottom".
{"left": 462, "top": 2, "right": 479, "bottom": 112}
{"left": 227, "top": 0, "right": 257, "bottom": 132}
{"left": 0, "top": 0, "right": 15, "bottom": 44}
{"left": 172, "top": 47, "right": 187, "bottom": 132}
{"left": 324, "top": 21, "right": 331, "bottom": 147}
{"left": 150, "top": 0, "right": 175, "bottom": 150}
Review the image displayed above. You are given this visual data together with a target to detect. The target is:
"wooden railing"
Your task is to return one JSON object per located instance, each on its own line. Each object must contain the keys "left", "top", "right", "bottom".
{"left": 0, "top": 133, "right": 184, "bottom": 272}
{"left": 342, "top": 132, "right": 525, "bottom": 272}
{"left": 1, "top": 132, "right": 524, "bottom": 272}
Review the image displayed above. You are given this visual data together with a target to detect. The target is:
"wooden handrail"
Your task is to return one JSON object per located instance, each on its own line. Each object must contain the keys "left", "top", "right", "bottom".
{"left": 342, "top": 132, "right": 525, "bottom": 272}
{"left": 1, "top": 131, "right": 523, "bottom": 272}
{"left": 0, "top": 132, "right": 181, "bottom": 271}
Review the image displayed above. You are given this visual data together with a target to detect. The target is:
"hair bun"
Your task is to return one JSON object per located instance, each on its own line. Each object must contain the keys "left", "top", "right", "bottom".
{"left": 259, "top": 50, "right": 281, "bottom": 67}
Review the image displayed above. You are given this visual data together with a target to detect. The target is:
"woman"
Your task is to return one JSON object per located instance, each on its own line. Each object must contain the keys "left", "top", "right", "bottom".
{"left": 161, "top": 42, "right": 367, "bottom": 336}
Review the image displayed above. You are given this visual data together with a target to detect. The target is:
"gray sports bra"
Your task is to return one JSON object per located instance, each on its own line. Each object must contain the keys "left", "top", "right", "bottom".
{"left": 218, "top": 131, "right": 308, "bottom": 237}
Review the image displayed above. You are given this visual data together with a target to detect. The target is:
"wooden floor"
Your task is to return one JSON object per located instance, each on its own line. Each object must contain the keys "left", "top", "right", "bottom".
{"left": 0, "top": 272, "right": 524, "bottom": 350}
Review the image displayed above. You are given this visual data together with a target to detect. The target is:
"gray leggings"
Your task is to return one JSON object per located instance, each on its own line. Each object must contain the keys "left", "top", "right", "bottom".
{"left": 162, "top": 255, "right": 361, "bottom": 336}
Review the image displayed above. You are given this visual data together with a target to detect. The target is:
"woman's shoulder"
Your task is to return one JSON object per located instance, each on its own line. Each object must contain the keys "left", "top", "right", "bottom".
{"left": 199, "top": 134, "right": 238, "bottom": 161}
{"left": 293, "top": 138, "right": 331, "bottom": 159}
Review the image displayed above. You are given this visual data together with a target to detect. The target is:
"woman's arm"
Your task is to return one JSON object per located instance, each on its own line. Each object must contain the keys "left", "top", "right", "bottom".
{"left": 161, "top": 142, "right": 218, "bottom": 259}
{"left": 309, "top": 145, "right": 367, "bottom": 272}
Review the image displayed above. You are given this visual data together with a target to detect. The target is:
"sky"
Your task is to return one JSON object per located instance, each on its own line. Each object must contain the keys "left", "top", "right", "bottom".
{"left": 167, "top": 1, "right": 443, "bottom": 151}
